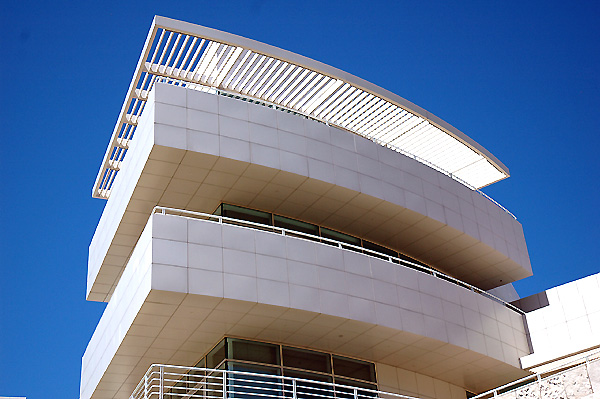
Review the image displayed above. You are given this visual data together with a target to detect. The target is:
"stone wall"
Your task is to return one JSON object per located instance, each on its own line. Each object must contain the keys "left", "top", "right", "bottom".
{"left": 494, "top": 358, "right": 600, "bottom": 399}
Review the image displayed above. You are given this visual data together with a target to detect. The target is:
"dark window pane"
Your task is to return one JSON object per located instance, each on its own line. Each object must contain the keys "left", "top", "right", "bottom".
{"left": 282, "top": 347, "right": 331, "bottom": 373}
{"left": 274, "top": 216, "right": 319, "bottom": 236}
{"left": 362, "top": 241, "right": 396, "bottom": 258}
{"left": 333, "top": 378, "right": 378, "bottom": 399}
{"left": 228, "top": 338, "right": 279, "bottom": 365}
{"left": 222, "top": 204, "right": 272, "bottom": 226}
{"left": 283, "top": 369, "right": 333, "bottom": 399}
{"left": 227, "top": 362, "right": 282, "bottom": 399}
{"left": 332, "top": 356, "right": 376, "bottom": 383}
{"left": 207, "top": 339, "right": 227, "bottom": 369}
{"left": 321, "top": 228, "right": 361, "bottom": 248}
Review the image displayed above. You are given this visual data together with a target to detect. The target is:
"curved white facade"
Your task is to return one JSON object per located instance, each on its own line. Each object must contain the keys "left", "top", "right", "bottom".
{"left": 81, "top": 212, "right": 530, "bottom": 399}
{"left": 88, "top": 83, "right": 530, "bottom": 303}
{"left": 82, "top": 18, "right": 538, "bottom": 399}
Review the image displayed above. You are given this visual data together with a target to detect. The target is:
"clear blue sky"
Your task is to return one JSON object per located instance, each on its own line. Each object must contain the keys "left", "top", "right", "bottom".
{"left": 1, "top": 1, "right": 598, "bottom": 398}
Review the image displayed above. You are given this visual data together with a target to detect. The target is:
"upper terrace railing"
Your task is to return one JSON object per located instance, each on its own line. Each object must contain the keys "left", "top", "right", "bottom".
{"left": 154, "top": 206, "right": 524, "bottom": 315}
{"left": 130, "top": 364, "right": 422, "bottom": 399}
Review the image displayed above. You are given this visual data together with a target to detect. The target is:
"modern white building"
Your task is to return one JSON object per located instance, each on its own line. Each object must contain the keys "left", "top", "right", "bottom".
{"left": 80, "top": 16, "right": 599, "bottom": 399}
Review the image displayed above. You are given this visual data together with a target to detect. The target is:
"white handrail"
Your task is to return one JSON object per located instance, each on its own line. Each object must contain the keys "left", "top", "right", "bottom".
{"left": 152, "top": 206, "right": 524, "bottom": 314}
{"left": 131, "top": 364, "right": 423, "bottom": 399}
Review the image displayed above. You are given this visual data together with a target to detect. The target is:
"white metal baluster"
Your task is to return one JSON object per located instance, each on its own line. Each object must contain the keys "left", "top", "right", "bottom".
{"left": 222, "top": 370, "right": 227, "bottom": 399}
{"left": 159, "top": 366, "right": 164, "bottom": 399}
{"left": 292, "top": 378, "right": 297, "bottom": 399}
{"left": 353, "top": 387, "right": 357, "bottom": 399}
{"left": 144, "top": 372, "right": 149, "bottom": 399}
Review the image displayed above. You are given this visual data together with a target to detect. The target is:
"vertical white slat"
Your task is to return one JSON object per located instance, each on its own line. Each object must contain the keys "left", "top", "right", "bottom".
{"left": 178, "top": 36, "right": 198, "bottom": 77}
{"left": 169, "top": 34, "right": 189, "bottom": 75}
{"left": 267, "top": 65, "right": 303, "bottom": 102}
{"left": 157, "top": 31, "right": 174, "bottom": 67}
{"left": 312, "top": 83, "right": 352, "bottom": 118}
{"left": 149, "top": 29, "right": 165, "bottom": 65}
{"left": 326, "top": 89, "right": 363, "bottom": 123}
{"left": 204, "top": 43, "right": 229, "bottom": 85}
{"left": 289, "top": 73, "right": 329, "bottom": 110}
{"left": 319, "top": 85, "right": 357, "bottom": 120}
{"left": 302, "top": 78, "right": 343, "bottom": 115}
{"left": 223, "top": 49, "right": 252, "bottom": 88}
{"left": 345, "top": 95, "right": 382, "bottom": 130}
{"left": 280, "top": 70, "right": 316, "bottom": 107}
{"left": 214, "top": 46, "right": 244, "bottom": 87}
{"left": 261, "top": 63, "right": 294, "bottom": 100}
{"left": 360, "top": 101, "right": 394, "bottom": 136}
{"left": 229, "top": 52, "right": 259, "bottom": 90}
{"left": 335, "top": 92, "right": 372, "bottom": 127}
{"left": 275, "top": 68, "right": 310, "bottom": 104}
{"left": 255, "top": 61, "right": 287, "bottom": 98}
{"left": 159, "top": 365, "right": 164, "bottom": 399}
{"left": 238, "top": 55, "right": 268, "bottom": 94}
{"left": 249, "top": 59, "right": 280, "bottom": 97}
{"left": 246, "top": 58, "right": 277, "bottom": 96}
{"left": 193, "top": 41, "right": 220, "bottom": 82}
{"left": 164, "top": 33, "right": 181, "bottom": 71}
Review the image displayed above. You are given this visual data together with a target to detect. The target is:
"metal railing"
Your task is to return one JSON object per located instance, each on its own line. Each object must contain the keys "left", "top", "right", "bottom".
{"left": 471, "top": 350, "right": 600, "bottom": 398}
{"left": 130, "top": 364, "right": 423, "bottom": 399}
{"left": 153, "top": 206, "right": 524, "bottom": 314}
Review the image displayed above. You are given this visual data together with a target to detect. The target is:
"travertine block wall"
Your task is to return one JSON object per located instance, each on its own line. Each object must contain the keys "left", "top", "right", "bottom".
{"left": 494, "top": 359, "right": 600, "bottom": 399}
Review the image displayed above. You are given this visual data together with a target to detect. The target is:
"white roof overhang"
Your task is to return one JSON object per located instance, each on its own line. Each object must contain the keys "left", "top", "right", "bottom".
{"left": 93, "top": 16, "right": 509, "bottom": 199}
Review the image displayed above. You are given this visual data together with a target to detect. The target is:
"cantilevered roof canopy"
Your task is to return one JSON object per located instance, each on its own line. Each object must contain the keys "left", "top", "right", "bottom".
{"left": 93, "top": 16, "right": 509, "bottom": 199}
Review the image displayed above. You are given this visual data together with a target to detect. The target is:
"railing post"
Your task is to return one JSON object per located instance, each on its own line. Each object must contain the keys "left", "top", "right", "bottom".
{"left": 159, "top": 365, "right": 164, "bottom": 399}
{"left": 292, "top": 378, "right": 297, "bottom": 399}
{"left": 223, "top": 370, "right": 227, "bottom": 399}
{"left": 144, "top": 372, "right": 149, "bottom": 399}
{"left": 353, "top": 388, "right": 357, "bottom": 399}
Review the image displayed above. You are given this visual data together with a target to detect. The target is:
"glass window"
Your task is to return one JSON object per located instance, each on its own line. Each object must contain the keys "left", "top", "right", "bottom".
{"left": 274, "top": 215, "right": 319, "bottom": 236}
{"left": 222, "top": 204, "right": 272, "bottom": 226}
{"left": 228, "top": 338, "right": 279, "bottom": 365}
{"left": 283, "top": 369, "right": 334, "bottom": 399}
{"left": 282, "top": 347, "right": 331, "bottom": 373}
{"left": 332, "top": 356, "right": 376, "bottom": 383}
{"left": 206, "top": 339, "right": 227, "bottom": 369}
{"left": 397, "top": 253, "right": 428, "bottom": 270}
{"left": 333, "top": 378, "right": 378, "bottom": 399}
{"left": 362, "top": 241, "right": 397, "bottom": 259}
{"left": 227, "top": 362, "right": 282, "bottom": 399}
{"left": 321, "top": 228, "right": 361, "bottom": 247}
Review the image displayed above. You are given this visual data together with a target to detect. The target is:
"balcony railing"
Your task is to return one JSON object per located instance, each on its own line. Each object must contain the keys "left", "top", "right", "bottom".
{"left": 130, "top": 365, "right": 422, "bottom": 399}
{"left": 153, "top": 206, "right": 524, "bottom": 315}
